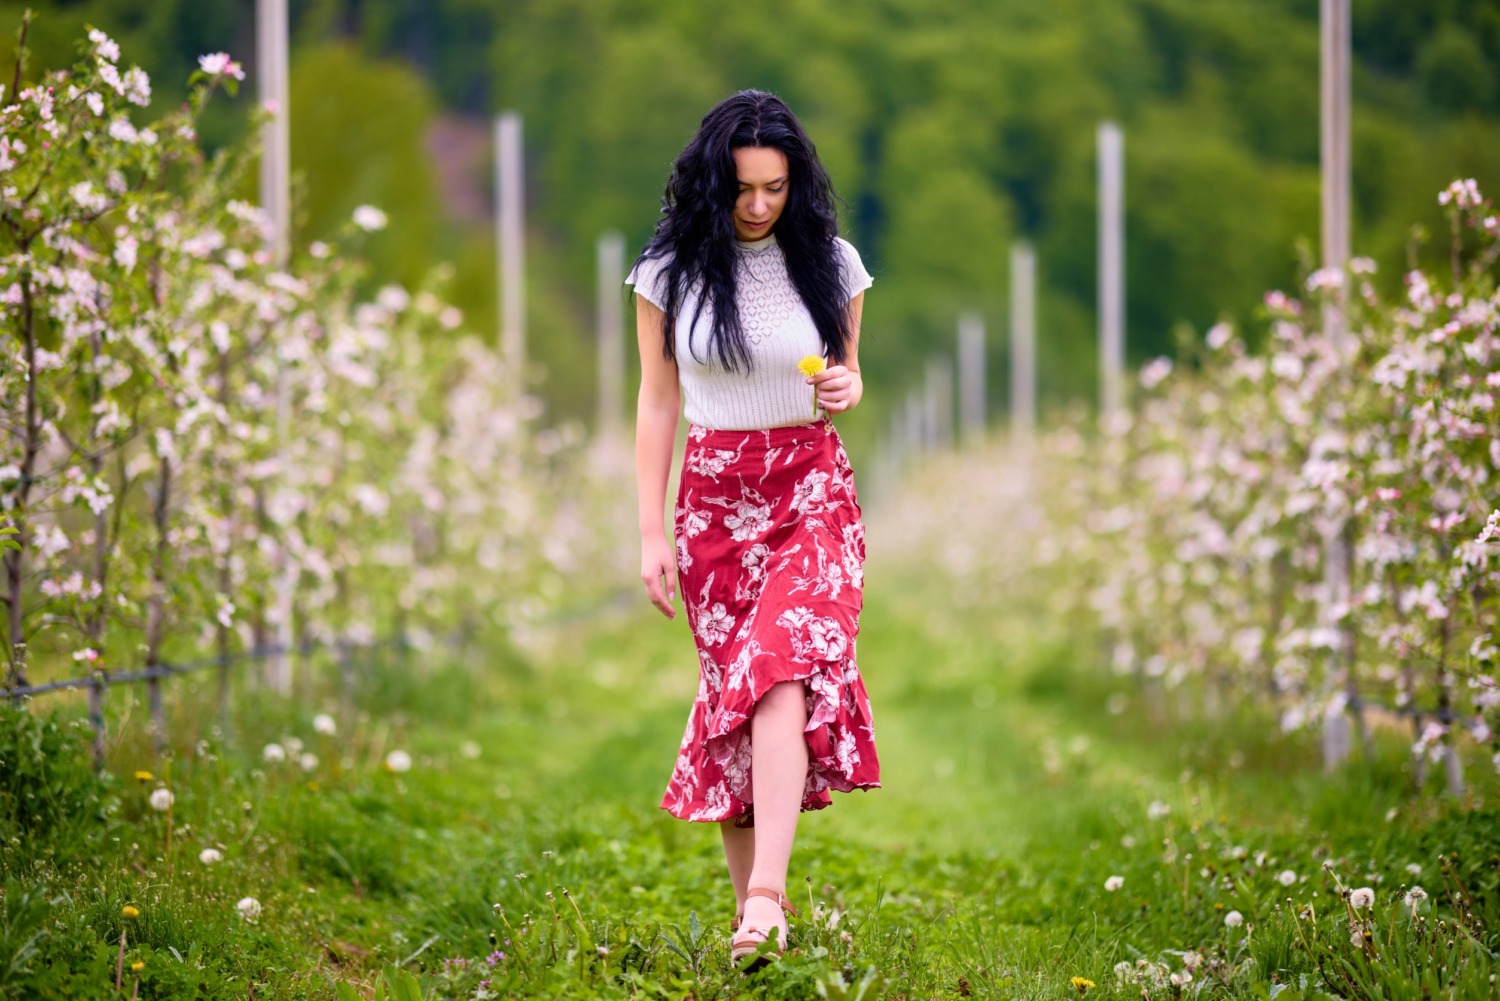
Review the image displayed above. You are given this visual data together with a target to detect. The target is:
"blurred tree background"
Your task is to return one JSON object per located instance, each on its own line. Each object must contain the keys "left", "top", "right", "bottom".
{"left": 3, "top": 0, "right": 1498, "bottom": 443}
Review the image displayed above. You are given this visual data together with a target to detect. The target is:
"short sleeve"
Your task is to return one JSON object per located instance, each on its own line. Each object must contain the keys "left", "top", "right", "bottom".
{"left": 834, "top": 237, "right": 874, "bottom": 300}
{"left": 626, "top": 254, "right": 671, "bottom": 308}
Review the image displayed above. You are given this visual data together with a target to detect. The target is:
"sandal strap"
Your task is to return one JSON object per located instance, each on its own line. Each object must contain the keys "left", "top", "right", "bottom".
{"left": 744, "top": 887, "right": 799, "bottom": 918}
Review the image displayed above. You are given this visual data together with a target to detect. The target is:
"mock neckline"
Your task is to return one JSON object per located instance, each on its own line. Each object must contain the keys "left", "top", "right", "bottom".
{"left": 735, "top": 232, "right": 778, "bottom": 252}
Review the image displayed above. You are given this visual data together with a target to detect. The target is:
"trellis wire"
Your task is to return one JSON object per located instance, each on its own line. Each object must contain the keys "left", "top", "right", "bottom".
{"left": 3, "top": 634, "right": 412, "bottom": 768}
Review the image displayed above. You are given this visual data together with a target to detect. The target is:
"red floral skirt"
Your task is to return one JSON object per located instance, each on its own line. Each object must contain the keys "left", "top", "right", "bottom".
{"left": 661, "top": 419, "right": 880, "bottom": 825}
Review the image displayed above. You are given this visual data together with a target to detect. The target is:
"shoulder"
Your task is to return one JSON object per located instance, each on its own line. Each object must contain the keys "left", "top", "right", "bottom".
{"left": 627, "top": 252, "right": 674, "bottom": 308}
{"left": 831, "top": 237, "right": 873, "bottom": 296}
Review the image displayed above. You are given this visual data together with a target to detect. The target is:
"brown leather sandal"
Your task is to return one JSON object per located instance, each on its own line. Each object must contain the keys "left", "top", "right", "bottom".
{"left": 730, "top": 887, "right": 799, "bottom": 965}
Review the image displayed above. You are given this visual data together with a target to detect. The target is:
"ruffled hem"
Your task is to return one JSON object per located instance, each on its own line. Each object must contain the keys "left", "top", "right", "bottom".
{"left": 659, "top": 419, "right": 879, "bottom": 825}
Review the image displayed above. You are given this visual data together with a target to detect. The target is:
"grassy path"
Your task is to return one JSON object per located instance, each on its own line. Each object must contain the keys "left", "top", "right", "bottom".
{"left": 2, "top": 573, "right": 1496, "bottom": 999}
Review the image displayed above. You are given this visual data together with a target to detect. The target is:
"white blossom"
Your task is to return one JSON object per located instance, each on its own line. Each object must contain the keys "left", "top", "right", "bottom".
{"left": 352, "top": 205, "right": 388, "bottom": 232}
{"left": 197, "top": 53, "right": 245, "bottom": 81}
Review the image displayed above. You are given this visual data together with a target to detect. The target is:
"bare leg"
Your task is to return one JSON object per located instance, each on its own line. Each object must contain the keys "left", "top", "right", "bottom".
{"left": 720, "top": 821, "right": 754, "bottom": 922}
{"left": 739, "top": 680, "right": 808, "bottom": 947}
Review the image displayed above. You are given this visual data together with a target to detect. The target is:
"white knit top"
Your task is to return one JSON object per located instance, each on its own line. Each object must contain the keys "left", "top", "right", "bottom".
{"left": 628, "top": 234, "right": 873, "bottom": 431}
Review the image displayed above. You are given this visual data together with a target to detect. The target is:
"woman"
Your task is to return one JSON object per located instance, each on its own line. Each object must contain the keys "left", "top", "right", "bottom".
{"left": 629, "top": 89, "right": 880, "bottom": 965}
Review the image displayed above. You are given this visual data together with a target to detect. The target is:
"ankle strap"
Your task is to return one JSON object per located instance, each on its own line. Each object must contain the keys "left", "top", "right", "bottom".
{"left": 745, "top": 887, "right": 799, "bottom": 917}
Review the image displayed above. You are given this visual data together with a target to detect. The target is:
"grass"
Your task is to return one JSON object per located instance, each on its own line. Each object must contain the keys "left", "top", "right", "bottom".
{"left": 1, "top": 566, "right": 1497, "bottom": 1000}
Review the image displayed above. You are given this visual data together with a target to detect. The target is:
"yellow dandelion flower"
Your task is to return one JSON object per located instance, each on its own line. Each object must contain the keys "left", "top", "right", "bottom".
{"left": 131, "top": 961, "right": 144, "bottom": 972}
{"left": 797, "top": 355, "right": 826, "bottom": 418}
{"left": 134, "top": 770, "right": 153, "bottom": 782}
{"left": 1071, "top": 976, "right": 1095, "bottom": 994}
{"left": 796, "top": 355, "right": 826, "bottom": 378}
{"left": 121, "top": 905, "right": 140, "bottom": 919}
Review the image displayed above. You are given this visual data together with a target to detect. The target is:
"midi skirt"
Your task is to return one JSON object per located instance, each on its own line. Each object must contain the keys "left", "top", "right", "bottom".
{"left": 661, "top": 419, "right": 880, "bottom": 826}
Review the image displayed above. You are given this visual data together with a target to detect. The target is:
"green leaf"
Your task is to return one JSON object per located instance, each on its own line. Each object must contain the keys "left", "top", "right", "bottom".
{"left": 334, "top": 983, "right": 363, "bottom": 1001}
{"left": 389, "top": 968, "right": 425, "bottom": 1001}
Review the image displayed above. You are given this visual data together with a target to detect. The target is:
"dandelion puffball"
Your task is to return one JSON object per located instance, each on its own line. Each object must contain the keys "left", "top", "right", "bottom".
{"left": 236, "top": 897, "right": 262, "bottom": 920}
{"left": 199, "top": 848, "right": 224, "bottom": 864}
{"left": 384, "top": 749, "right": 412, "bottom": 773}
{"left": 1146, "top": 800, "right": 1170, "bottom": 820}
{"left": 299, "top": 753, "right": 319, "bottom": 772}
{"left": 1349, "top": 887, "right": 1375, "bottom": 909}
{"left": 1224, "top": 910, "right": 1244, "bottom": 928}
{"left": 1277, "top": 869, "right": 1298, "bottom": 887}
{"left": 262, "top": 743, "right": 286, "bottom": 763}
{"left": 1406, "top": 886, "right": 1428, "bottom": 909}
{"left": 352, "top": 205, "right": 388, "bottom": 232}
{"left": 1104, "top": 875, "right": 1124, "bottom": 892}
{"left": 1405, "top": 863, "right": 1421, "bottom": 877}
{"left": 312, "top": 713, "right": 337, "bottom": 736}
{"left": 148, "top": 788, "right": 174, "bottom": 811}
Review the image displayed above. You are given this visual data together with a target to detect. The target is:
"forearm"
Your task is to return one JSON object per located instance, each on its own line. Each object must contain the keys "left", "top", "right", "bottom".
{"left": 635, "top": 391, "right": 679, "bottom": 540}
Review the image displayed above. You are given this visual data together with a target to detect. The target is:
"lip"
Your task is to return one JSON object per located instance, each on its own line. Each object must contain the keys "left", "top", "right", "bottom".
{"left": 741, "top": 218, "right": 770, "bottom": 230}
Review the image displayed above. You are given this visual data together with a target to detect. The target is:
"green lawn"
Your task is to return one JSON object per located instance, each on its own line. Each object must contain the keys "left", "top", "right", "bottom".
{"left": 2, "top": 566, "right": 1496, "bottom": 999}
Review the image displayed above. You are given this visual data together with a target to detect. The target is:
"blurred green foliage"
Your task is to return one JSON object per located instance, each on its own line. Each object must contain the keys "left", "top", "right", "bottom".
{"left": 3, "top": 0, "right": 1498, "bottom": 429}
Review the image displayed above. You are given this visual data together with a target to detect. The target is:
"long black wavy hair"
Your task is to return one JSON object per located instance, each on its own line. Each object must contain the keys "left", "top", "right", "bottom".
{"left": 635, "top": 89, "right": 854, "bottom": 373}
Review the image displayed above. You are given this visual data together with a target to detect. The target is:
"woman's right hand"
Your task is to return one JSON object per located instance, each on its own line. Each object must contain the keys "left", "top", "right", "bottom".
{"left": 641, "top": 535, "right": 678, "bottom": 619}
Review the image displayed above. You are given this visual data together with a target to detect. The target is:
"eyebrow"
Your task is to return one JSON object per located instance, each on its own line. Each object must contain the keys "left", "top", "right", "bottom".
{"left": 738, "top": 176, "right": 789, "bottom": 187}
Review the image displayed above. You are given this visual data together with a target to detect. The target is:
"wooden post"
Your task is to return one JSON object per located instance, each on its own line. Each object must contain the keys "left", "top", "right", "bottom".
{"left": 1319, "top": 0, "right": 1355, "bottom": 771}
{"left": 957, "top": 312, "right": 985, "bottom": 447}
{"left": 496, "top": 112, "right": 526, "bottom": 388}
{"left": 925, "top": 357, "right": 954, "bottom": 452}
{"left": 1097, "top": 121, "right": 1124, "bottom": 423}
{"left": 904, "top": 391, "right": 924, "bottom": 457}
{"left": 1321, "top": 0, "right": 1350, "bottom": 324}
{"left": 259, "top": 0, "right": 293, "bottom": 694}
{"left": 257, "top": 0, "right": 290, "bottom": 261}
{"left": 1010, "top": 241, "right": 1036, "bottom": 442}
{"left": 597, "top": 231, "right": 626, "bottom": 443}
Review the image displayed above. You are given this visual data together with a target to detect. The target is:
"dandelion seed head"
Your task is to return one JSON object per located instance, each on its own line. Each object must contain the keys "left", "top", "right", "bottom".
{"left": 352, "top": 205, "right": 388, "bottom": 232}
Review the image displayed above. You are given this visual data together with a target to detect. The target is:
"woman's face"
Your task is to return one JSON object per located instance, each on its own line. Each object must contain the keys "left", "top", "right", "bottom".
{"left": 732, "top": 146, "right": 789, "bottom": 242}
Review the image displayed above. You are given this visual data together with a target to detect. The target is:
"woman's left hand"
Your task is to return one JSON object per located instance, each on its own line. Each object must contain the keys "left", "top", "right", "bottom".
{"left": 811, "top": 365, "right": 862, "bottom": 414}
